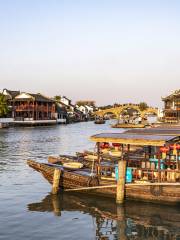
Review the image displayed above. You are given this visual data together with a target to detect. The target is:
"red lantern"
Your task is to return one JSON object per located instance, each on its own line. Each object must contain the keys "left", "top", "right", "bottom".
{"left": 160, "top": 146, "right": 169, "bottom": 153}
{"left": 170, "top": 144, "right": 175, "bottom": 150}
{"left": 100, "top": 142, "right": 109, "bottom": 149}
{"left": 160, "top": 146, "right": 169, "bottom": 159}
{"left": 170, "top": 144, "right": 180, "bottom": 150}
{"left": 169, "top": 144, "right": 180, "bottom": 155}
{"left": 177, "top": 144, "right": 180, "bottom": 150}
{"left": 112, "top": 143, "right": 121, "bottom": 148}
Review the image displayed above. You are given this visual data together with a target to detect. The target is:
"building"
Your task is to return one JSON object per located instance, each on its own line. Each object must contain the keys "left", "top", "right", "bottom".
{"left": 3, "top": 90, "right": 58, "bottom": 125}
{"left": 55, "top": 103, "right": 67, "bottom": 124}
{"left": 60, "top": 96, "right": 72, "bottom": 106}
{"left": 13, "top": 92, "right": 56, "bottom": 121}
{"left": 162, "top": 89, "right": 180, "bottom": 123}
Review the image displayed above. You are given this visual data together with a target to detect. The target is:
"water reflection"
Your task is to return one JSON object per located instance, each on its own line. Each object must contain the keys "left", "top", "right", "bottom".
{"left": 28, "top": 193, "right": 180, "bottom": 240}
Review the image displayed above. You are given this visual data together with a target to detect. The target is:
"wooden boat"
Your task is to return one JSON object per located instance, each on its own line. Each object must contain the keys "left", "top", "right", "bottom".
{"left": 111, "top": 123, "right": 147, "bottom": 128}
{"left": 27, "top": 160, "right": 99, "bottom": 189}
{"left": 27, "top": 129, "right": 180, "bottom": 205}
{"left": 94, "top": 119, "right": 106, "bottom": 124}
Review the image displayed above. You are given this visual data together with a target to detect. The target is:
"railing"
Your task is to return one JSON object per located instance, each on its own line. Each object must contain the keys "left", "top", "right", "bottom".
{"left": 96, "top": 156, "right": 180, "bottom": 183}
{"left": 14, "top": 117, "right": 56, "bottom": 121}
{"left": 15, "top": 105, "right": 55, "bottom": 112}
{"left": 132, "top": 168, "right": 180, "bottom": 183}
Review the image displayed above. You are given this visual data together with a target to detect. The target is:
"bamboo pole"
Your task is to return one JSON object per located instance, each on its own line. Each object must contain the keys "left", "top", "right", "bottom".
{"left": 64, "top": 182, "right": 180, "bottom": 192}
{"left": 52, "top": 168, "right": 61, "bottom": 194}
{"left": 64, "top": 184, "right": 117, "bottom": 192}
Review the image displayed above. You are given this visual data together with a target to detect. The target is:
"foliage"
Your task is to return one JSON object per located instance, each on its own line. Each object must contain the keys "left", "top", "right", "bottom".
{"left": 139, "top": 102, "right": 148, "bottom": 111}
{"left": 76, "top": 100, "right": 95, "bottom": 107}
{"left": 54, "top": 95, "right": 61, "bottom": 102}
{"left": 0, "top": 93, "right": 9, "bottom": 117}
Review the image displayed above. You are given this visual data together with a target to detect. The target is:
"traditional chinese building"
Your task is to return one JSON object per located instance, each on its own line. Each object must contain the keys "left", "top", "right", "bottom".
{"left": 162, "top": 89, "right": 180, "bottom": 123}
{"left": 12, "top": 92, "right": 56, "bottom": 122}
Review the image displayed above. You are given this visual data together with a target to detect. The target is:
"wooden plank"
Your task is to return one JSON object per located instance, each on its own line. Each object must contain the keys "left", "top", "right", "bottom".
{"left": 64, "top": 184, "right": 117, "bottom": 192}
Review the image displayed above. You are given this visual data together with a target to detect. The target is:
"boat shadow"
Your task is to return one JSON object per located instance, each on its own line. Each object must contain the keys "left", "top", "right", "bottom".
{"left": 27, "top": 192, "right": 180, "bottom": 239}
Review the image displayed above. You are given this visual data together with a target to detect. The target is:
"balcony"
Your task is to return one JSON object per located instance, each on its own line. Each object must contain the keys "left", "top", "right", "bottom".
{"left": 15, "top": 105, "right": 55, "bottom": 112}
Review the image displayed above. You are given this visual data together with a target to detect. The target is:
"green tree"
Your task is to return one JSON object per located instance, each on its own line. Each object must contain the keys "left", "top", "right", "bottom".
{"left": 139, "top": 102, "right": 148, "bottom": 111}
{"left": 76, "top": 100, "right": 95, "bottom": 106}
{"left": 54, "top": 95, "right": 61, "bottom": 102}
{"left": 0, "top": 93, "right": 9, "bottom": 117}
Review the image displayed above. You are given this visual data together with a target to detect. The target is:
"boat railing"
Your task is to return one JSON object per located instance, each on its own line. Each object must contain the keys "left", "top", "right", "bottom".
{"left": 133, "top": 168, "right": 180, "bottom": 183}
{"left": 96, "top": 158, "right": 180, "bottom": 183}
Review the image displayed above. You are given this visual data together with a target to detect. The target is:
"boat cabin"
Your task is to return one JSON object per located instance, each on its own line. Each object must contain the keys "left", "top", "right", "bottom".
{"left": 90, "top": 133, "right": 180, "bottom": 183}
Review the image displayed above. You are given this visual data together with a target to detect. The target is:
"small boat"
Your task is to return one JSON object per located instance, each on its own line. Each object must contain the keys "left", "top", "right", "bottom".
{"left": 94, "top": 119, "right": 106, "bottom": 124}
{"left": 111, "top": 123, "right": 147, "bottom": 128}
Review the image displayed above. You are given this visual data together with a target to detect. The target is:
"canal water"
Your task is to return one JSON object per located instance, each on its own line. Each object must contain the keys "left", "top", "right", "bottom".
{"left": 0, "top": 121, "right": 179, "bottom": 240}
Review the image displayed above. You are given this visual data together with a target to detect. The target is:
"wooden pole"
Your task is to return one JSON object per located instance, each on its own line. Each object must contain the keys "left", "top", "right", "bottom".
{"left": 116, "top": 145, "right": 127, "bottom": 204}
{"left": 158, "top": 151, "right": 161, "bottom": 182}
{"left": 52, "top": 168, "right": 61, "bottom": 194}
{"left": 97, "top": 142, "right": 101, "bottom": 175}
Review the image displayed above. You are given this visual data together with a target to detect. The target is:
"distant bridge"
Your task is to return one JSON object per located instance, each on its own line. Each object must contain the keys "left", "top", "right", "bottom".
{"left": 94, "top": 104, "right": 158, "bottom": 119}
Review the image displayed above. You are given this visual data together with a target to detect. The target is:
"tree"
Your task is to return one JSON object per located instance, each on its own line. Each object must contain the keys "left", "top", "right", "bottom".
{"left": 139, "top": 102, "right": 148, "bottom": 111}
{"left": 0, "top": 93, "right": 9, "bottom": 117}
{"left": 54, "top": 95, "right": 61, "bottom": 102}
{"left": 76, "top": 100, "right": 95, "bottom": 106}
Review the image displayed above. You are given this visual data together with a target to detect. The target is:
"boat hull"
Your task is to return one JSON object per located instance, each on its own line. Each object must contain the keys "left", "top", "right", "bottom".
{"left": 27, "top": 160, "right": 180, "bottom": 205}
{"left": 27, "top": 160, "right": 99, "bottom": 189}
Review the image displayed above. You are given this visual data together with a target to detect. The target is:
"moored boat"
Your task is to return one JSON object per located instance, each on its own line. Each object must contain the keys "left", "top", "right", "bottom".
{"left": 27, "top": 128, "right": 180, "bottom": 205}
{"left": 94, "top": 118, "right": 106, "bottom": 124}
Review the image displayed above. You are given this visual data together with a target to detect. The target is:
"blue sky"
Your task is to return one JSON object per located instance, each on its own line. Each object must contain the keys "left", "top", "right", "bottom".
{"left": 0, "top": 0, "right": 180, "bottom": 107}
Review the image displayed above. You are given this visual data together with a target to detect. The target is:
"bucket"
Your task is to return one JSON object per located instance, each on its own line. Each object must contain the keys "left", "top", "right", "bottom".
{"left": 115, "top": 165, "right": 133, "bottom": 183}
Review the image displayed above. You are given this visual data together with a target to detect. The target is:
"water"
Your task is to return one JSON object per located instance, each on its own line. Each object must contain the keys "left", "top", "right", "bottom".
{"left": 0, "top": 121, "right": 179, "bottom": 240}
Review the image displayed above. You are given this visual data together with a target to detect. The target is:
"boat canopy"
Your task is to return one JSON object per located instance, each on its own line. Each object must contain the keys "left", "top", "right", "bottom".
{"left": 124, "top": 127, "right": 180, "bottom": 136}
{"left": 90, "top": 133, "right": 180, "bottom": 146}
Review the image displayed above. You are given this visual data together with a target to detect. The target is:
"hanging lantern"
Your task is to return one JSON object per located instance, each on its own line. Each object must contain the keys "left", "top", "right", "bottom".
{"left": 112, "top": 143, "right": 121, "bottom": 151}
{"left": 170, "top": 144, "right": 180, "bottom": 155}
{"left": 160, "top": 146, "right": 169, "bottom": 159}
{"left": 100, "top": 142, "right": 109, "bottom": 149}
{"left": 177, "top": 144, "right": 180, "bottom": 150}
{"left": 112, "top": 143, "right": 121, "bottom": 147}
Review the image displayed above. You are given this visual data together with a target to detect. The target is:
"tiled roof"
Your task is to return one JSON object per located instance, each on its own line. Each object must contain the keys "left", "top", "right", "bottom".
{"left": 30, "top": 93, "right": 55, "bottom": 102}
{"left": 162, "top": 89, "right": 180, "bottom": 100}
{"left": 3, "top": 89, "right": 20, "bottom": 98}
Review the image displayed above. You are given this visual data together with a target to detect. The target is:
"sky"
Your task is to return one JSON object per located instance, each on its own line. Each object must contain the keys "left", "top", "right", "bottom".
{"left": 0, "top": 0, "right": 180, "bottom": 107}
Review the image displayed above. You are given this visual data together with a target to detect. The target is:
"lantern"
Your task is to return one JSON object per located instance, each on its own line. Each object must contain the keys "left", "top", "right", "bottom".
{"left": 177, "top": 144, "right": 180, "bottom": 150}
{"left": 160, "top": 146, "right": 169, "bottom": 159}
{"left": 170, "top": 144, "right": 176, "bottom": 155}
{"left": 100, "top": 142, "right": 109, "bottom": 149}
{"left": 112, "top": 143, "right": 121, "bottom": 151}
{"left": 112, "top": 143, "right": 121, "bottom": 147}
{"left": 170, "top": 144, "right": 180, "bottom": 155}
